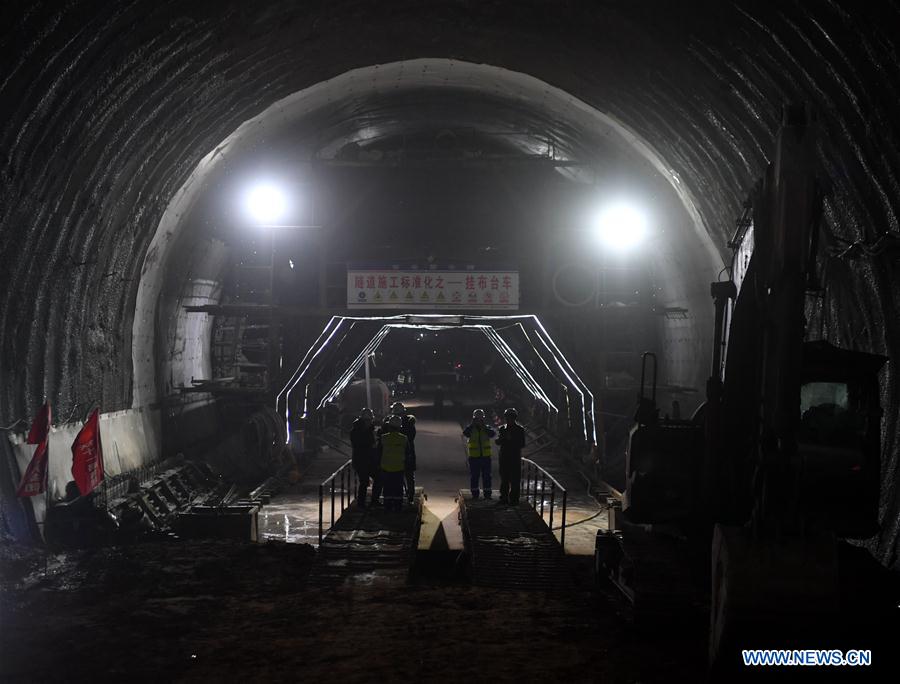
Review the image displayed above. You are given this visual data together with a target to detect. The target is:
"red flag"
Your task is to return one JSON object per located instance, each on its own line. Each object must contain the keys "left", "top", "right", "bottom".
{"left": 16, "top": 403, "right": 52, "bottom": 497}
{"left": 71, "top": 409, "right": 104, "bottom": 496}
{"left": 26, "top": 402, "right": 51, "bottom": 445}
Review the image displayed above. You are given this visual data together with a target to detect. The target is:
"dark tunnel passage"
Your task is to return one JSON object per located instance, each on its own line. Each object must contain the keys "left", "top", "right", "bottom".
{"left": 2, "top": 0, "right": 900, "bottom": 680}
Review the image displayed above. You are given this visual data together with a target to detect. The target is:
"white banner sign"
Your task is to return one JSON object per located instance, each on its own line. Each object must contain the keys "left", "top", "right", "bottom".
{"left": 347, "top": 269, "right": 519, "bottom": 310}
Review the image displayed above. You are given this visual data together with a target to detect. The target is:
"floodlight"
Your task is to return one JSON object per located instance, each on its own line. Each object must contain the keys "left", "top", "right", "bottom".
{"left": 593, "top": 202, "right": 648, "bottom": 250}
{"left": 243, "top": 181, "right": 289, "bottom": 224}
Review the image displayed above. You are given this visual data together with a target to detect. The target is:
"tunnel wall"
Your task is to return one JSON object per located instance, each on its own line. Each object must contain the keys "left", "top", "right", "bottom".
{"left": 7, "top": 406, "right": 160, "bottom": 528}
{"left": 132, "top": 58, "right": 721, "bottom": 421}
{"left": 1, "top": 0, "right": 898, "bottom": 565}
{"left": 156, "top": 238, "right": 228, "bottom": 397}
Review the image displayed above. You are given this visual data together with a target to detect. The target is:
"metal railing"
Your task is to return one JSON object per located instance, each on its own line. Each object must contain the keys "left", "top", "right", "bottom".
{"left": 318, "top": 459, "right": 357, "bottom": 544}
{"left": 521, "top": 457, "right": 568, "bottom": 550}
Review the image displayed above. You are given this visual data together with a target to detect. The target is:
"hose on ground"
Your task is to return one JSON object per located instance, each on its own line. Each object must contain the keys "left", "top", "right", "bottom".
{"left": 551, "top": 467, "right": 608, "bottom": 531}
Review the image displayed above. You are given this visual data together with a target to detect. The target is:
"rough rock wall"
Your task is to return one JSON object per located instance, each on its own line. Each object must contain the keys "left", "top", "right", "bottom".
{"left": 1, "top": 0, "right": 898, "bottom": 562}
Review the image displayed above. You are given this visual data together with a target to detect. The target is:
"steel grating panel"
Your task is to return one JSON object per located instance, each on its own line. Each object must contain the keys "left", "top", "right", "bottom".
{"left": 308, "top": 495, "right": 423, "bottom": 587}
{"left": 459, "top": 492, "right": 569, "bottom": 591}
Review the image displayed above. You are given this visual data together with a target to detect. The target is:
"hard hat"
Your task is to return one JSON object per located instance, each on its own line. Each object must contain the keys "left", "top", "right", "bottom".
{"left": 388, "top": 414, "right": 402, "bottom": 427}
{"left": 391, "top": 402, "right": 406, "bottom": 414}
{"left": 360, "top": 407, "right": 374, "bottom": 420}
{"left": 503, "top": 407, "right": 518, "bottom": 419}
{"left": 472, "top": 408, "right": 485, "bottom": 419}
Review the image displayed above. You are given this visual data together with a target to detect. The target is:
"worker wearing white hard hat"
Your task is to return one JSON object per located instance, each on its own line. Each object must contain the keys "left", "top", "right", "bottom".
{"left": 378, "top": 413, "right": 409, "bottom": 511}
{"left": 384, "top": 401, "right": 417, "bottom": 503}
{"left": 462, "top": 408, "right": 495, "bottom": 499}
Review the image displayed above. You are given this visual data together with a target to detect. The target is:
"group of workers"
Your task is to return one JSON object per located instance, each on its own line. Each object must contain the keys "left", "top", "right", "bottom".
{"left": 350, "top": 402, "right": 417, "bottom": 511}
{"left": 462, "top": 407, "right": 526, "bottom": 503}
{"left": 349, "top": 402, "right": 526, "bottom": 510}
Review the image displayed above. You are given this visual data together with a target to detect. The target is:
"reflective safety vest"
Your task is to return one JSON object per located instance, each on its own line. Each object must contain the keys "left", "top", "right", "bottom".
{"left": 381, "top": 431, "right": 407, "bottom": 472}
{"left": 467, "top": 427, "right": 492, "bottom": 458}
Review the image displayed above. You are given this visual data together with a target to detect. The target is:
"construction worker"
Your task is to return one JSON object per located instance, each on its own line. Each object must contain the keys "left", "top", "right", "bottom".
{"left": 463, "top": 408, "right": 495, "bottom": 499}
{"left": 496, "top": 407, "right": 526, "bottom": 505}
{"left": 385, "top": 401, "right": 417, "bottom": 503}
{"left": 378, "top": 414, "right": 409, "bottom": 511}
{"left": 350, "top": 407, "right": 377, "bottom": 506}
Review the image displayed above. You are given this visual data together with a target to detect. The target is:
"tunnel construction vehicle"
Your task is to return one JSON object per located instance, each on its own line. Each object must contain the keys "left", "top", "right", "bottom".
{"left": 595, "top": 104, "right": 888, "bottom": 670}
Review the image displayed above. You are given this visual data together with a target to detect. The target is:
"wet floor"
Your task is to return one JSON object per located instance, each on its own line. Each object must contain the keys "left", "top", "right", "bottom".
{"left": 259, "top": 416, "right": 607, "bottom": 555}
{"left": 258, "top": 442, "right": 350, "bottom": 545}
{"left": 259, "top": 496, "right": 321, "bottom": 544}
{"left": 0, "top": 536, "right": 711, "bottom": 683}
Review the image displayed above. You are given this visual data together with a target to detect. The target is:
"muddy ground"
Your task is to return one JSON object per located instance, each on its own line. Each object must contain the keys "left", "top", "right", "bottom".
{"left": 0, "top": 537, "right": 711, "bottom": 683}
{"left": 2, "top": 537, "right": 897, "bottom": 682}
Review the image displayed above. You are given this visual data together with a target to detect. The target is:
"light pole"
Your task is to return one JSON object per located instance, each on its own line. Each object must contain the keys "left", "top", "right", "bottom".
{"left": 241, "top": 178, "right": 322, "bottom": 392}
{"left": 242, "top": 181, "right": 291, "bottom": 390}
{"left": 364, "top": 352, "right": 375, "bottom": 411}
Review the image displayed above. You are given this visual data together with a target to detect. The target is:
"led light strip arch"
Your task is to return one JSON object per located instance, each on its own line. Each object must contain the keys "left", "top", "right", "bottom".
{"left": 276, "top": 314, "right": 596, "bottom": 445}
{"left": 317, "top": 324, "right": 558, "bottom": 412}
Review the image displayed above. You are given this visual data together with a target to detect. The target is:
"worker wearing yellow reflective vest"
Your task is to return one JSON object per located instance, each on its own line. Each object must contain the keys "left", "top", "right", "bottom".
{"left": 378, "top": 414, "right": 410, "bottom": 511}
{"left": 388, "top": 401, "right": 417, "bottom": 504}
{"left": 462, "top": 409, "right": 496, "bottom": 499}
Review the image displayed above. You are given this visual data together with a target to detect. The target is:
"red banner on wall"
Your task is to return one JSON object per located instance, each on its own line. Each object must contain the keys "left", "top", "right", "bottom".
{"left": 71, "top": 409, "right": 104, "bottom": 496}
{"left": 16, "top": 403, "right": 51, "bottom": 498}
{"left": 347, "top": 269, "right": 519, "bottom": 310}
{"left": 26, "top": 402, "right": 51, "bottom": 445}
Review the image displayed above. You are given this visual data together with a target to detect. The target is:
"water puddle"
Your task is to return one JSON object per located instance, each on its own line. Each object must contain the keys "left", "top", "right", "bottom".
{"left": 259, "top": 510, "right": 318, "bottom": 545}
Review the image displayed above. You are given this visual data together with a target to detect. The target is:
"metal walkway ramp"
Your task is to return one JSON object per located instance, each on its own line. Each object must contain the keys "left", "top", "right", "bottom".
{"left": 459, "top": 492, "right": 569, "bottom": 591}
{"left": 308, "top": 493, "right": 423, "bottom": 587}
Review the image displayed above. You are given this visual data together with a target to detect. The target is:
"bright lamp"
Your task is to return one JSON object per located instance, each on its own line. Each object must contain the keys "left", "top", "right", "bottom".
{"left": 593, "top": 202, "right": 648, "bottom": 251}
{"left": 243, "top": 182, "right": 289, "bottom": 224}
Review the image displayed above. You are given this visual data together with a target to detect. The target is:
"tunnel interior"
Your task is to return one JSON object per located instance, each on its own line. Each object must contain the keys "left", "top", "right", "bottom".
{"left": 276, "top": 315, "right": 597, "bottom": 446}
{"left": 59, "top": 55, "right": 725, "bottom": 506}
{"left": 141, "top": 58, "right": 718, "bottom": 418}
{"left": 2, "top": 1, "right": 900, "bottom": 679}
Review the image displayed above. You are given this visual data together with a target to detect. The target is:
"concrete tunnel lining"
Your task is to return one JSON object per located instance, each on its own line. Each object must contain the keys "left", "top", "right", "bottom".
{"left": 3, "top": 5, "right": 900, "bottom": 678}
{"left": 2, "top": 1, "right": 899, "bottom": 568}
{"left": 134, "top": 58, "right": 723, "bottom": 413}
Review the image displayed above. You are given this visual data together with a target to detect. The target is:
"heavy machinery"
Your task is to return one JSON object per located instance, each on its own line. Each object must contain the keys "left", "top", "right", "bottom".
{"left": 595, "top": 104, "right": 888, "bottom": 671}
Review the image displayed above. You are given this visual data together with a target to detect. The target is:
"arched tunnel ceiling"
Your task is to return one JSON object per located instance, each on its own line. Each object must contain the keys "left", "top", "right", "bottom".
{"left": 1, "top": 0, "right": 899, "bottom": 561}
{"left": 135, "top": 58, "right": 720, "bottom": 406}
